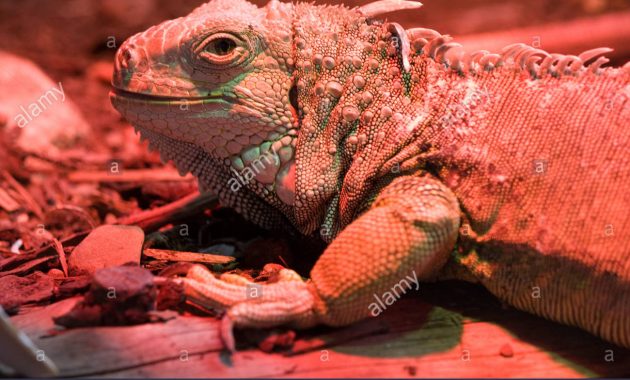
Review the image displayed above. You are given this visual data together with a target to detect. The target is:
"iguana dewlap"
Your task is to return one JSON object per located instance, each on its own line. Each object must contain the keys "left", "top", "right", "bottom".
{"left": 110, "top": 0, "right": 630, "bottom": 348}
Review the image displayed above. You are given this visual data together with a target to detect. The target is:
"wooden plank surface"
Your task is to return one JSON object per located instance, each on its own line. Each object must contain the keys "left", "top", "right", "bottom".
{"left": 11, "top": 282, "right": 630, "bottom": 378}
{"left": 12, "top": 298, "right": 223, "bottom": 377}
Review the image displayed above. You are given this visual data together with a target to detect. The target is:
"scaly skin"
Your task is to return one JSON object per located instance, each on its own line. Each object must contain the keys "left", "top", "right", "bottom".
{"left": 110, "top": 0, "right": 630, "bottom": 348}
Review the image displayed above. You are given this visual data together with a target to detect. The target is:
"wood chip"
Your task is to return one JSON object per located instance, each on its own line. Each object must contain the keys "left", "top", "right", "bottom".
{"left": 143, "top": 248, "right": 234, "bottom": 265}
{"left": 0, "top": 272, "right": 55, "bottom": 312}
{"left": 499, "top": 342, "right": 514, "bottom": 358}
{"left": 1, "top": 170, "right": 44, "bottom": 218}
{"left": 67, "top": 168, "right": 195, "bottom": 183}
{"left": 54, "top": 276, "right": 91, "bottom": 299}
{"left": 0, "top": 187, "right": 19, "bottom": 212}
{"left": 51, "top": 238, "right": 68, "bottom": 277}
{"left": 54, "top": 266, "right": 156, "bottom": 327}
{"left": 0, "top": 256, "right": 55, "bottom": 278}
{"left": 117, "top": 191, "right": 217, "bottom": 232}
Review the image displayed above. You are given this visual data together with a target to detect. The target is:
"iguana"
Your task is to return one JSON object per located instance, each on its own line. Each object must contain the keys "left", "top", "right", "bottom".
{"left": 110, "top": 0, "right": 630, "bottom": 349}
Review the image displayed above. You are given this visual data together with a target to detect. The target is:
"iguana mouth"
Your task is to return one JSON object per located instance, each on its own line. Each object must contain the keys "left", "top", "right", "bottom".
{"left": 110, "top": 88, "right": 238, "bottom": 106}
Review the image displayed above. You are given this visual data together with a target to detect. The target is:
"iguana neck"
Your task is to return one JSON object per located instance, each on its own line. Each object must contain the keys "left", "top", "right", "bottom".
{"left": 290, "top": 11, "right": 477, "bottom": 238}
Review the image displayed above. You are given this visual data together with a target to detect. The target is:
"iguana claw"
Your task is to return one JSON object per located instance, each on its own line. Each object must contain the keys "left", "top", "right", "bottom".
{"left": 180, "top": 265, "right": 319, "bottom": 350}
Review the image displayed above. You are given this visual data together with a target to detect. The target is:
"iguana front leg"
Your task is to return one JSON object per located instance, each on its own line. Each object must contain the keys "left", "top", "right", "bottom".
{"left": 181, "top": 175, "right": 460, "bottom": 345}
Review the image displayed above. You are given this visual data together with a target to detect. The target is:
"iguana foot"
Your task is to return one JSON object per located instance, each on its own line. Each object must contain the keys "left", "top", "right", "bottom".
{"left": 179, "top": 265, "right": 319, "bottom": 351}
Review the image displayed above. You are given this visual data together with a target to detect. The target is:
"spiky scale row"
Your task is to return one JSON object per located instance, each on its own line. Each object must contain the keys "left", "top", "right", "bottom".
{"left": 405, "top": 26, "right": 622, "bottom": 78}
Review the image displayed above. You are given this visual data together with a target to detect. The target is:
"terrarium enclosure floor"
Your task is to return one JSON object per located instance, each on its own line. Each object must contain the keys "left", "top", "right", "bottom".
{"left": 12, "top": 281, "right": 630, "bottom": 378}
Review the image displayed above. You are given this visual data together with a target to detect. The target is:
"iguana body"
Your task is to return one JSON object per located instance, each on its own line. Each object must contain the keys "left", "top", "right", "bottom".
{"left": 110, "top": 0, "right": 630, "bottom": 348}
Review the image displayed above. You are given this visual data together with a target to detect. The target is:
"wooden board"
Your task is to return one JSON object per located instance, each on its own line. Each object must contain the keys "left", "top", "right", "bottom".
{"left": 11, "top": 282, "right": 630, "bottom": 378}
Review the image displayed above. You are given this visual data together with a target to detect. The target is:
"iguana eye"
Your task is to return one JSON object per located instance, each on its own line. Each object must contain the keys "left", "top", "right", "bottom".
{"left": 193, "top": 32, "right": 254, "bottom": 69}
{"left": 196, "top": 33, "right": 243, "bottom": 66}
{"left": 205, "top": 38, "right": 236, "bottom": 56}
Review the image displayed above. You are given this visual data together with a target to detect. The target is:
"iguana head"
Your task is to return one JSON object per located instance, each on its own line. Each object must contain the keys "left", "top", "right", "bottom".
{"left": 111, "top": 0, "right": 299, "bottom": 205}
{"left": 111, "top": 0, "right": 423, "bottom": 232}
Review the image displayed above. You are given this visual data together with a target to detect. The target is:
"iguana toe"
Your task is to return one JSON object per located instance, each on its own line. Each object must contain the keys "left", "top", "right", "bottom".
{"left": 180, "top": 265, "right": 319, "bottom": 350}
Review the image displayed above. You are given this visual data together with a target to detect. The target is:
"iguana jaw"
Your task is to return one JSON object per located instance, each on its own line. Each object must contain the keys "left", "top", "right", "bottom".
{"left": 110, "top": 88, "right": 238, "bottom": 106}
{"left": 111, "top": 86, "right": 300, "bottom": 206}
{"left": 109, "top": 87, "right": 239, "bottom": 148}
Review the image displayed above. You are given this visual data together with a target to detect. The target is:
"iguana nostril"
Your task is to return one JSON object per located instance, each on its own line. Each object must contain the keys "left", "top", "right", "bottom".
{"left": 122, "top": 50, "right": 132, "bottom": 68}
{"left": 114, "top": 44, "right": 151, "bottom": 88}
{"left": 118, "top": 47, "right": 137, "bottom": 70}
